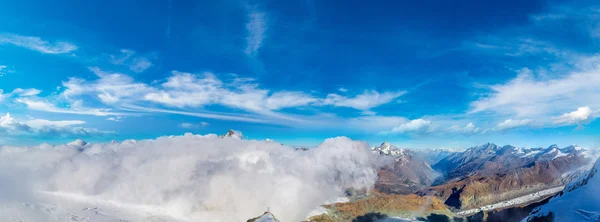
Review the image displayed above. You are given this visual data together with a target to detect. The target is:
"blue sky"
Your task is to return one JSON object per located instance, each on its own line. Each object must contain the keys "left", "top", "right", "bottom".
{"left": 1, "top": 0, "right": 600, "bottom": 148}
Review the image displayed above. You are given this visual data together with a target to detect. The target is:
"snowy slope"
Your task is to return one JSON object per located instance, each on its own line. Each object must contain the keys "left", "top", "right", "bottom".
{"left": 524, "top": 158, "right": 600, "bottom": 221}
{"left": 248, "top": 212, "right": 280, "bottom": 222}
{"left": 0, "top": 191, "right": 185, "bottom": 222}
{"left": 372, "top": 142, "right": 404, "bottom": 156}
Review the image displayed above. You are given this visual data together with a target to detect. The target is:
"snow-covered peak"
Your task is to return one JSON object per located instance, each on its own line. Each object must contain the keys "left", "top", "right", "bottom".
{"left": 68, "top": 139, "right": 87, "bottom": 147}
{"left": 468, "top": 142, "right": 499, "bottom": 152}
{"left": 372, "top": 141, "right": 404, "bottom": 156}
{"left": 561, "top": 144, "right": 582, "bottom": 153}
{"left": 219, "top": 129, "right": 243, "bottom": 139}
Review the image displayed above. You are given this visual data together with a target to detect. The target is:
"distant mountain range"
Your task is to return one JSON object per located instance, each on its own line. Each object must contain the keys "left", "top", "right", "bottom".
{"left": 236, "top": 140, "right": 600, "bottom": 221}
{"left": 371, "top": 142, "right": 440, "bottom": 194}
{"left": 356, "top": 142, "right": 595, "bottom": 218}
{"left": 433, "top": 143, "right": 587, "bottom": 180}
{"left": 421, "top": 143, "right": 589, "bottom": 210}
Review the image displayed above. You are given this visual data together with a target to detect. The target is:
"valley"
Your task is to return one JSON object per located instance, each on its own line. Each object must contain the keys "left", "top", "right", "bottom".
{"left": 307, "top": 142, "right": 598, "bottom": 222}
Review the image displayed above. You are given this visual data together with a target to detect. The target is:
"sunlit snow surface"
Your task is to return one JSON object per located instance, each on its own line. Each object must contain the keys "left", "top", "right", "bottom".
{"left": 524, "top": 158, "right": 600, "bottom": 221}
{"left": 0, "top": 134, "right": 387, "bottom": 222}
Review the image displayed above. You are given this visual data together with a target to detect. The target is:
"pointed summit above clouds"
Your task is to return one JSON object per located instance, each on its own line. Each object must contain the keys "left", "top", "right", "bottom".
{"left": 219, "top": 129, "right": 243, "bottom": 139}
{"left": 67, "top": 139, "right": 87, "bottom": 146}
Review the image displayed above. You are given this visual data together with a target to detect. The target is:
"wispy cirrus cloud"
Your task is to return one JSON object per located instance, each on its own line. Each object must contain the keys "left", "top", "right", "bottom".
{"left": 244, "top": 7, "right": 267, "bottom": 56}
{"left": 322, "top": 90, "right": 405, "bottom": 113}
{"left": 109, "top": 49, "right": 154, "bottom": 73}
{"left": 0, "top": 113, "right": 112, "bottom": 138}
{"left": 0, "top": 65, "right": 9, "bottom": 77}
{"left": 179, "top": 122, "right": 209, "bottom": 129}
{"left": 491, "top": 119, "right": 534, "bottom": 131}
{"left": 449, "top": 122, "right": 481, "bottom": 135}
{"left": 0, "top": 34, "right": 77, "bottom": 54}
{"left": 469, "top": 65, "right": 600, "bottom": 122}
{"left": 0, "top": 88, "right": 41, "bottom": 102}
{"left": 15, "top": 98, "right": 125, "bottom": 117}
{"left": 44, "top": 68, "right": 402, "bottom": 125}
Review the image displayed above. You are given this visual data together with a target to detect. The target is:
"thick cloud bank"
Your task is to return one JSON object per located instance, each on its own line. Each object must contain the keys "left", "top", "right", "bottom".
{"left": 0, "top": 134, "right": 384, "bottom": 221}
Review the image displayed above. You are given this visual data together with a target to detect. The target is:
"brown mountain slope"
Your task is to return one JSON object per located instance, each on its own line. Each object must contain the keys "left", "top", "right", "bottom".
{"left": 372, "top": 143, "right": 439, "bottom": 194}
{"left": 420, "top": 156, "right": 589, "bottom": 210}
{"left": 309, "top": 192, "right": 452, "bottom": 221}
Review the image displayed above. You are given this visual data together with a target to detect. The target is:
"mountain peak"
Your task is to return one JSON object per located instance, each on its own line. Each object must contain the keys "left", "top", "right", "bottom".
{"left": 220, "top": 129, "right": 243, "bottom": 139}
{"left": 372, "top": 141, "right": 403, "bottom": 156}
{"left": 68, "top": 139, "right": 87, "bottom": 146}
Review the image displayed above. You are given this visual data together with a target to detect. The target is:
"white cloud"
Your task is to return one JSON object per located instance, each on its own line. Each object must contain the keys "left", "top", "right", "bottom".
{"left": 0, "top": 34, "right": 77, "bottom": 54}
{"left": 122, "top": 105, "right": 274, "bottom": 124}
{"left": 449, "top": 122, "right": 480, "bottom": 135}
{"left": 264, "top": 91, "right": 318, "bottom": 110}
{"left": 1, "top": 88, "right": 41, "bottom": 103}
{"left": 338, "top": 88, "right": 348, "bottom": 92}
{"left": 179, "top": 122, "right": 209, "bottom": 129}
{"left": 143, "top": 71, "right": 319, "bottom": 116}
{"left": 0, "top": 113, "right": 110, "bottom": 137}
{"left": 129, "top": 57, "right": 152, "bottom": 72}
{"left": 468, "top": 38, "right": 563, "bottom": 57}
{"left": 88, "top": 67, "right": 153, "bottom": 104}
{"left": 0, "top": 65, "right": 7, "bottom": 77}
{"left": 15, "top": 98, "right": 123, "bottom": 116}
{"left": 106, "top": 116, "right": 124, "bottom": 122}
{"left": 109, "top": 49, "right": 154, "bottom": 73}
{"left": 470, "top": 66, "right": 600, "bottom": 120}
{"left": 244, "top": 8, "right": 267, "bottom": 56}
{"left": 381, "top": 118, "right": 432, "bottom": 135}
{"left": 20, "top": 68, "right": 407, "bottom": 127}
{"left": 73, "top": 69, "right": 319, "bottom": 120}
{"left": 553, "top": 107, "right": 593, "bottom": 126}
{"left": 0, "top": 113, "right": 30, "bottom": 132}
{"left": 24, "top": 119, "right": 85, "bottom": 128}
{"left": 322, "top": 90, "right": 405, "bottom": 111}
{"left": 0, "top": 90, "right": 5, "bottom": 102}
{"left": 11, "top": 88, "right": 41, "bottom": 97}
{"left": 0, "top": 88, "right": 42, "bottom": 101}
{"left": 492, "top": 119, "right": 533, "bottom": 131}
{"left": 0, "top": 135, "right": 385, "bottom": 221}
